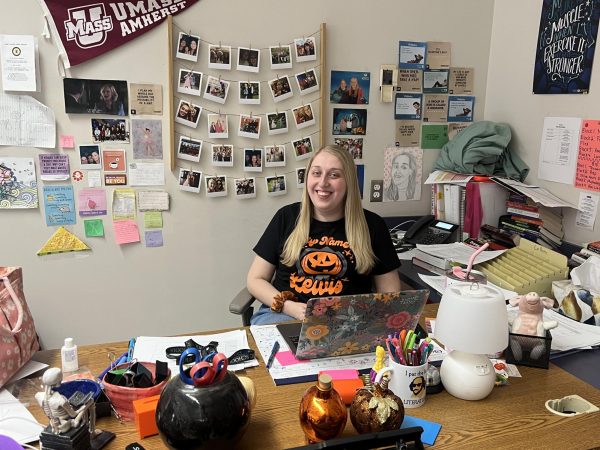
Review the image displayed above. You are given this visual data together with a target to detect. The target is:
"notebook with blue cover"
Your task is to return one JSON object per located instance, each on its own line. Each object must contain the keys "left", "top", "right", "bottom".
{"left": 277, "top": 290, "right": 429, "bottom": 360}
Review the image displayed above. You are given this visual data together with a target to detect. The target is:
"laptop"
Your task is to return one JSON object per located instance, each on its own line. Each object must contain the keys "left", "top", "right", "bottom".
{"left": 276, "top": 290, "right": 429, "bottom": 360}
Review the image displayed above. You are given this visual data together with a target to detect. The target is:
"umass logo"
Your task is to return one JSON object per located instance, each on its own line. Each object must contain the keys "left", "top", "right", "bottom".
{"left": 64, "top": 3, "right": 113, "bottom": 49}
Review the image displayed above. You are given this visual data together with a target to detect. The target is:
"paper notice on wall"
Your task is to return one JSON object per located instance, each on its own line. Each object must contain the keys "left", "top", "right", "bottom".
{"left": 128, "top": 162, "right": 165, "bottom": 186}
{"left": 129, "top": 83, "right": 162, "bottom": 115}
{"left": 137, "top": 190, "right": 169, "bottom": 211}
{"left": 112, "top": 189, "right": 136, "bottom": 221}
{"left": 113, "top": 219, "right": 140, "bottom": 245}
{"left": 575, "top": 192, "right": 599, "bottom": 230}
{"left": 539, "top": 117, "right": 581, "bottom": 185}
{"left": 1, "top": 34, "right": 36, "bottom": 91}
{"left": 575, "top": 120, "right": 600, "bottom": 192}
{"left": 39, "top": 154, "right": 69, "bottom": 181}
{"left": 0, "top": 94, "right": 55, "bottom": 147}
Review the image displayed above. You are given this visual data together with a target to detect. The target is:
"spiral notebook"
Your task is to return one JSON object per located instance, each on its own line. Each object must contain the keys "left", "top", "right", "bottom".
{"left": 276, "top": 290, "right": 429, "bottom": 360}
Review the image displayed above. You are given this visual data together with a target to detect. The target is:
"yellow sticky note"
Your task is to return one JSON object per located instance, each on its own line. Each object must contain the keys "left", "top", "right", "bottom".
{"left": 144, "top": 211, "right": 163, "bottom": 229}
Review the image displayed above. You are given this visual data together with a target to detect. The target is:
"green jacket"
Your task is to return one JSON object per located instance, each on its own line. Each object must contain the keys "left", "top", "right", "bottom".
{"left": 433, "top": 121, "right": 529, "bottom": 181}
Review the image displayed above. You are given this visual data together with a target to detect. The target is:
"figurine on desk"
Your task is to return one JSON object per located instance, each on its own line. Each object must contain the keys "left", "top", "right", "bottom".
{"left": 35, "top": 367, "right": 114, "bottom": 450}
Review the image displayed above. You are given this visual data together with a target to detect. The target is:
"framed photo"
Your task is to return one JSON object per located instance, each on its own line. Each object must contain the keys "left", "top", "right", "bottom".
{"left": 264, "top": 144, "right": 286, "bottom": 167}
{"left": 102, "top": 149, "right": 126, "bottom": 172}
{"left": 207, "top": 114, "right": 228, "bottom": 139}
{"left": 292, "top": 137, "right": 314, "bottom": 161}
{"left": 268, "top": 76, "right": 293, "bottom": 103}
{"left": 79, "top": 144, "right": 102, "bottom": 169}
{"left": 205, "top": 175, "right": 227, "bottom": 197}
{"left": 332, "top": 108, "right": 367, "bottom": 135}
{"left": 234, "top": 177, "right": 256, "bottom": 199}
{"left": 294, "top": 37, "right": 317, "bottom": 62}
{"left": 238, "top": 81, "right": 260, "bottom": 104}
{"left": 330, "top": 70, "right": 370, "bottom": 104}
{"left": 177, "top": 69, "right": 203, "bottom": 96}
{"left": 266, "top": 111, "right": 288, "bottom": 135}
{"left": 292, "top": 103, "right": 316, "bottom": 130}
{"left": 175, "top": 100, "right": 202, "bottom": 128}
{"left": 243, "top": 148, "right": 263, "bottom": 172}
{"left": 295, "top": 68, "right": 319, "bottom": 95}
{"left": 334, "top": 137, "right": 363, "bottom": 161}
{"left": 176, "top": 32, "right": 200, "bottom": 63}
{"left": 63, "top": 78, "right": 128, "bottom": 115}
{"left": 132, "top": 119, "right": 162, "bottom": 159}
{"left": 178, "top": 168, "right": 202, "bottom": 193}
{"left": 269, "top": 45, "right": 292, "bottom": 69}
{"left": 203, "top": 76, "right": 230, "bottom": 104}
{"left": 237, "top": 47, "right": 260, "bottom": 73}
{"left": 91, "top": 118, "right": 129, "bottom": 143}
{"left": 211, "top": 144, "right": 233, "bottom": 167}
{"left": 266, "top": 175, "right": 287, "bottom": 196}
{"left": 208, "top": 44, "right": 232, "bottom": 70}
{"left": 238, "top": 114, "right": 261, "bottom": 139}
{"left": 296, "top": 167, "right": 306, "bottom": 188}
{"left": 177, "top": 136, "right": 203, "bottom": 162}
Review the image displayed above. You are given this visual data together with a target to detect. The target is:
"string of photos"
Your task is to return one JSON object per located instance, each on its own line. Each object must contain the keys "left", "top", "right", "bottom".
{"left": 170, "top": 22, "right": 325, "bottom": 199}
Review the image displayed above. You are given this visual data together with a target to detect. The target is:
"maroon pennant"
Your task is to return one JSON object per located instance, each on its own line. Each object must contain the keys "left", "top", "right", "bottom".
{"left": 42, "top": 0, "right": 200, "bottom": 67}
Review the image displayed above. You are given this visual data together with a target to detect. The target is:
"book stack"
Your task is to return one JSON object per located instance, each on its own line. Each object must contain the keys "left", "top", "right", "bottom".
{"left": 411, "top": 249, "right": 451, "bottom": 275}
{"left": 499, "top": 193, "right": 564, "bottom": 249}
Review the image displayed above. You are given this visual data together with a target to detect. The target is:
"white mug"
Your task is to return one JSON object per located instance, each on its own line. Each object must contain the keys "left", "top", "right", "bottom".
{"left": 374, "top": 359, "right": 428, "bottom": 408}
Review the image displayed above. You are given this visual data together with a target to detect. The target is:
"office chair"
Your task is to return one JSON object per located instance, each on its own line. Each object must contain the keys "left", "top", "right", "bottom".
{"left": 229, "top": 287, "right": 257, "bottom": 326}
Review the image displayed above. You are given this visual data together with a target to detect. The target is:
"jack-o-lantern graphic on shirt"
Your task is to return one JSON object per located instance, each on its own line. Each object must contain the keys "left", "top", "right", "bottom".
{"left": 300, "top": 248, "right": 345, "bottom": 276}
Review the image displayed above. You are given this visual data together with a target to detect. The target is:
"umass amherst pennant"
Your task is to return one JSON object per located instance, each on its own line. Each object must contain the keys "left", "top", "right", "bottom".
{"left": 40, "top": 0, "right": 199, "bottom": 67}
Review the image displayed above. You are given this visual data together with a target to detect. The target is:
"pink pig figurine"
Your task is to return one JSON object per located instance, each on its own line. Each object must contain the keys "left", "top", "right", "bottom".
{"left": 508, "top": 292, "right": 558, "bottom": 360}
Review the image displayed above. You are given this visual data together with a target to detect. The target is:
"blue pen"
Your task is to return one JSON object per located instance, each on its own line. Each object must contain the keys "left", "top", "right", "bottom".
{"left": 127, "top": 338, "right": 136, "bottom": 362}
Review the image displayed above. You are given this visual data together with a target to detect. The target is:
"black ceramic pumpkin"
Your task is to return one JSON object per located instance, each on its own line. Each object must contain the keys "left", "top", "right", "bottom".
{"left": 155, "top": 371, "right": 253, "bottom": 449}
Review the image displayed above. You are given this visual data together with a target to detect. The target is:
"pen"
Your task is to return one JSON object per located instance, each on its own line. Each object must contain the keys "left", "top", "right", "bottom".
{"left": 126, "top": 337, "right": 136, "bottom": 362}
{"left": 266, "top": 341, "right": 280, "bottom": 369}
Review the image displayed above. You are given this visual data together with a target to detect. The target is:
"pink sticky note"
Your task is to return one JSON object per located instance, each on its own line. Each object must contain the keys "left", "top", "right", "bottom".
{"left": 319, "top": 369, "right": 359, "bottom": 380}
{"left": 113, "top": 220, "right": 140, "bottom": 245}
{"left": 60, "top": 135, "right": 75, "bottom": 149}
{"left": 275, "top": 351, "right": 309, "bottom": 366}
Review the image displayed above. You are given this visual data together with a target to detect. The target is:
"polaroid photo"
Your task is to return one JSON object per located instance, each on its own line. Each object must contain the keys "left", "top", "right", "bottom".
{"left": 295, "top": 68, "right": 319, "bottom": 95}
{"left": 268, "top": 76, "right": 293, "bottom": 103}
{"left": 266, "top": 175, "right": 287, "bottom": 196}
{"left": 292, "top": 136, "right": 314, "bottom": 161}
{"left": 203, "top": 76, "right": 230, "bottom": 104}
{"left": 238, "top": 81, "right": 260, "bottom": 105}
{"left": 175, "top": 100, "right": 202, "bottom": 128}
{"left": 294, "top": 37, "right": 317, "bottom": 62}
{"left": 266, "top": 111, "right": 288, "bottom": 135}
{"left": 238, "top": 114, "right": 261, "bottom": 139}
{"left": 177, "top": 69, "right": 203, "bottom": 96}
{"left": 211, "top": 144, "right": 233, "bottom": 167}
{"left": 292, "top": 103, "right": 316, "bottom": 130}
{"left": 208, "top": 44, "right": 232, "bottom": 70}
{"left": 334, "top": 137, "right": 363, "bottom": 161}
{"left": 207, "top": 114, "right": 228, "bottom": 139}
{"left": 205, "top": 175, "right": 228, "bottom": 197}
{"left": 176, "top": 32, "right": 200, "bottom": 63}
{"left": 234, "top": 177, "right": 256, "bottom": 199}
{"left": 177, "top": 136, "right": 203, "bottom": 163}
{"left": 102, "top": 149, "right": 126, "bottom": 172}
{"left": 178, "top": 168, "right": 202, "bottom": 193}
{"left": 296, "top": 167, "right": 306, "bottom": 188}
{"left": 91, "top": 118, "right": 129, "bottom": 143}
{"left": 79, "top": 144, "right": 102, "bottom": 169}
{"left": 269, "top": 45, "right": 292, "bottom": 69}
{"left": 243, "top": 148, "right": 264, "bottom": 172}
{"left": 265, "top": 144, "right": 286, "bottom": 167}
{"left": 63, "top": 78, "right": 128, "bottom": 115}
{"left": 237, "top": 47, "right": 260, "bottom": 73}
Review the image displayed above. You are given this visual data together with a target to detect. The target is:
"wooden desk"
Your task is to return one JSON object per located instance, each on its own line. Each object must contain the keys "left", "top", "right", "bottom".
{"left": 23, "top": 304, "right": 600, "bottom": 450}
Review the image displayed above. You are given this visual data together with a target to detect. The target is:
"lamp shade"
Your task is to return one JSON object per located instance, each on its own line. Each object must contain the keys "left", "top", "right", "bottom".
{"left": 435, "top": 284, "right": 508, "bottom": 355}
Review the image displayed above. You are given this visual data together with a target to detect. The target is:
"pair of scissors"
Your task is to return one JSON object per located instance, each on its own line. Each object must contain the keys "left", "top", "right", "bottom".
{"left": 178, "top": 347, "right": 227, "bottom": 386}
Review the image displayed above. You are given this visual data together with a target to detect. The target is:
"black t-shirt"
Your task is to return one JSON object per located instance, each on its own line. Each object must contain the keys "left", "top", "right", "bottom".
{"left": 253, "top": 203, "right": 400, "bottom": 303}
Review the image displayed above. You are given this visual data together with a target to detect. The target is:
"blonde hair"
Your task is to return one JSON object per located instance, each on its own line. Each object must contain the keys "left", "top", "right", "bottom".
{"left": 281, "top": 145, "right": 376, "bottom": 274}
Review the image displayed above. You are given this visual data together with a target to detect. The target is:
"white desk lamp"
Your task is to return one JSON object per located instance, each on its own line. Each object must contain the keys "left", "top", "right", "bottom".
{"left": 435, "top": 283, "right": 508, "bottom": 401}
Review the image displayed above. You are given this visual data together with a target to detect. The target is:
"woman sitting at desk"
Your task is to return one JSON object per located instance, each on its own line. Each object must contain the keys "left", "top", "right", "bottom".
{"left": 247, "top": 145, "right": 401, "bottom": 325}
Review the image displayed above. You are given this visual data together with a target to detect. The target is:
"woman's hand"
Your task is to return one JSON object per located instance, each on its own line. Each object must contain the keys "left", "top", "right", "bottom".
{"left": 283, "top": 301, "right": 306, "bottom": 321}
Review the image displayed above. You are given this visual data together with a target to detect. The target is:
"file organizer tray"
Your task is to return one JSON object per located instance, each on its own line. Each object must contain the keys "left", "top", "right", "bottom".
{"left": 505, "top": 330, "right": 551, "bottom": 369}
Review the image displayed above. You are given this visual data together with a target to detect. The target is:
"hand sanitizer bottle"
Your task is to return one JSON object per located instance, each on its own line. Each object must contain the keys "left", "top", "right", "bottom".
{"left": 61, "top": 338, "right": 79, "bottom": 372}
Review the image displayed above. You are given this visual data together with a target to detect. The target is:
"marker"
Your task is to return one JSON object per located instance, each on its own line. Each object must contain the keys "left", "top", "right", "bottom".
{"left": 126, "top": 338, "right": 136, "bottom": 362}
{"left": 266, "top": 341, "right": 280, "bottom": 369}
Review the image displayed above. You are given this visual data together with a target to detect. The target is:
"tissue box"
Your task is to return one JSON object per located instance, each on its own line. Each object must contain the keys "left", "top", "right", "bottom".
{"left": 505, "top": 330, "right": 551, "bottom": 369}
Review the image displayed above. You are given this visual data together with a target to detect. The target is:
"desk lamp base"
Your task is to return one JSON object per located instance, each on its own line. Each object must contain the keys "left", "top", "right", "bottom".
{"left": 440, "top": 350, "right": 495, "bottom": 401}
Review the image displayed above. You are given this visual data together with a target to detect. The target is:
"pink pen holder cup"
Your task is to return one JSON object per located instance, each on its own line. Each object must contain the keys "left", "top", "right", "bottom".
{"left": 102, "top": 362, "right": 170, "bottom": 421}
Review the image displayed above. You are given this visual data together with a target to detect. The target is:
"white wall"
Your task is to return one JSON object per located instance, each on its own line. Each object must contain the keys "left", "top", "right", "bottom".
{"left": 485, "top": 0, "right": 600, "bottom": 244}
{"left": 1, "top": 0, "right": 495, "bottom": 348}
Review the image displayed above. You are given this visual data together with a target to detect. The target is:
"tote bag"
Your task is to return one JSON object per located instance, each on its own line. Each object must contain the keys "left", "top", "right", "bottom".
{"left": 0, "top": 266, "right": 40, "bottom": 388}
